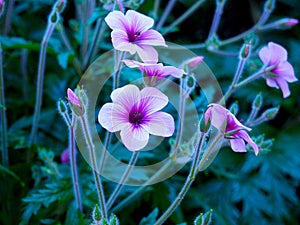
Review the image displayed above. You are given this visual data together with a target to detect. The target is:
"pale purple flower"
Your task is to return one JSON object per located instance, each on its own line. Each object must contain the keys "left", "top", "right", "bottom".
{"left": 105, "top": 10, "right": 167, "bottom": 63}
{"left": 259, "top": 42, "right": 298, "bottom": 98}
{"left": 98, "top": 84, "right": 174, "bottom": 151}
{"left": 123, "top": 59, "right": 185, "bottom": 85}
{"left": 204, "top": 104, "right": 259, "bottom": 155}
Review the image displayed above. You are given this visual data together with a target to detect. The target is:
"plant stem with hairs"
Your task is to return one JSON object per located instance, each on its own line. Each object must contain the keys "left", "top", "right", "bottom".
{"left": 107, "top": 151, "right": 139, "bottom": 209}
{"left": 29, "top": 10, "right": 59, "bottom": 146}
{"left": 154, "top": 132, "right": 206, "bottom": 225}
{"left": 155, "top": 0, "right": 177, "bottom": 30}
{"left": 207, "top": 0, "right": 227, "bottom": 39}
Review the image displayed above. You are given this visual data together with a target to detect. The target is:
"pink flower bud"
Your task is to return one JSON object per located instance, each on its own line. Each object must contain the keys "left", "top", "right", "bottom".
{"left": 285, "top": 18, "right": 298, "bottom": 26}
{"left": 67, "top": 88, "right": 82, "bottom": 109}
{"left": 186, "top": 56, "right": 204, "bottom": 68}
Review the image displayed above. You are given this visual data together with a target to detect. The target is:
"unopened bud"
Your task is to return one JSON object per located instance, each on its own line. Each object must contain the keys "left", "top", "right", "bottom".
{"left": 275, "top": 18, "right": 299, "bottom": 30}
{"left": 187, "top": 76, "right": 195, "bottom": 88}
{"left": 262, "top": 106, "right": 279, "bottom": 120}
{"left": 264, "top": 0, "right": 275, "bottom": 12}
{"left": 109, "top": 214, "right": 119, "bottom": 225}
{"left": 49, "top": 11, "right": 58, "bottom": 23}
{"left": 261, "top": 139, "right": 274, "bottom": 150}
{"left": 92, "top": 204, "right": 102, "bottom": 222}
{"left": 199, "top": 115, "right": 211, "bottom": 133}
{"left": 57, "top": 99, "right": 68, "bottom": 113}
{"left": 229, "top": 102, "right": 239, "bottom": 115}
{"left": 185, "top": 56, "right": 204, "bottom": 68}
{"left": 55, "top": 0, "right": 67, "bottom": 13}
{"left": 67, "top": 88, "right": 84, "bottom": 116}
{"left": 194, "top": 209, "right": 213, "bottom": 225}
{"left": 240, "top": 43, "right": 251, "bottom": 59}
{"left": 252, "top": 93, "right": 263, "bottom": 109}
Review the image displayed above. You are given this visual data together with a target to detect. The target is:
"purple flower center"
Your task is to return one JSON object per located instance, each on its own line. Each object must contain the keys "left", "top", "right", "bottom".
{"left": 129, "top": 108, "right": 145, "bottom": 127}
{"left": 128, "top": 31, "right": 141, "bottom": 43}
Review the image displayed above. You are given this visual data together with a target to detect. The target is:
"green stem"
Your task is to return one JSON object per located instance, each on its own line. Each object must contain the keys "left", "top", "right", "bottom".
{"left": 3, "top": 0, "right": 14, "bottom": 35}
{"left": 154, "top": 132, "right": 205, "bottom": 225}
{"left": 29, "top": 14, "right": 58, "bottom": 146}
{"left": 113, "top": 51, "right": 126, "bottom": 90}
{"left": 153, "top": 0, "right": 161, "bottom": 22}
{"left": 162, "top": 0, "right": 206, "bottom": 35}
{"left": 0, "top": 43, "right": 8, "bottom": 168}
{"left": 155, "top": 0, "right": 177, "bottom": 30}
{"left": 207, "top": 0, "right": 227, "bottom": 39}
{"left": 69, "top": 116, "right": 83, "bottom": 212}
{"left": 99, "top": 131, "right": 112, "bottom": 174}
{"left": 235, "top": 69, "right": 265, "bottom": 89}
{"left": 221, "top": 57, "right": 246, "bottom": 102}
{"left": 80, "top": 115, "right": 107, "bottom": 219}
{"left": 172, "top": 76, "right": 187, "bottom": 155}
{"left": 111, "top": 159, "right": 173, "bottom": 213}
{"left": 107, "top": 151, "right": 139, "bottom": 210}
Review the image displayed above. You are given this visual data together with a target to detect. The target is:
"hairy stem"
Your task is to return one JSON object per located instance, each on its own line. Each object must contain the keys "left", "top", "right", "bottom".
{"left": 3, "top": 0, "right": 15, "bottom": 35}
{"left": 107, "top": 151, "right": 139, "bottom": 209}
{"left": 154, "top": 132, "right": 206, "bottom": 225}
{"left": 207, "top": 0, "right": 227, "bottom": 39}
{"left": 155, "top": 0, "right": 177, "bottom": 30}
{"left": 80, "top": 115, "right": 108, "bottom": 219}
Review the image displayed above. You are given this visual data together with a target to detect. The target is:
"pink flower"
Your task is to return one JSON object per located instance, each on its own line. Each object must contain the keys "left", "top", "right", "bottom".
{"left": 61, "top": 148, "right": 70, "bottom": 164}
{"left": 67, "top": 88, "right": 82, "bottom": 109}
{"left": 123, "top": 59, "right": 185, "bottom": 85}
{"left": 98, "top": 84, "right": 174, "bottom": 151}
{"left": 105, "top": 10, "right": 167, "bottom": 63}
{"left": 259, "top": 42, "right": 298, "bottom": 98}
{"left": 204, "top": 104, "right": 259, "bottom": 155}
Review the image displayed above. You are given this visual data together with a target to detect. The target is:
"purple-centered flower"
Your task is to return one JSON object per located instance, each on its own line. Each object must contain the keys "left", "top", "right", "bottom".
{"left": 259, "top": 42, "right": 298, "bottom": 98}
{"left": 98, "top": 84, "right": 174, "bottom": 151}
{"left": 105, "top": 10, "right": 167, "bottom": 63}
{"left": 123, "top": 59, "right": 185, "bottom": 86}
{"left": 204, "top": 104, "right": 259, "bottom": 155}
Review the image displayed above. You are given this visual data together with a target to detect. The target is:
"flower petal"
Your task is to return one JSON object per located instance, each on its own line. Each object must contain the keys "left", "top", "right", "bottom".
{"left": 258, "top": 46, "right": 271, "bottom": 64}
{"left": 111, "top": 30, "right": 137, "bottom": 54}
{"left": 126, "top": 10, "right": 154, "bottom": 33}
{"left": 111, "top": 84, "right": 140, "bottom": 111}
{"left": 273, "top": 61, "right": 297, "bottom": 82}
{"left": 98, "top": 103, "right": 127, "bottom": 132}
{"left": 137, "top": 29, "right": 167, "bottom": 47}
{"left": 266, "top": 78, "right": 279, "bottom": 89}
{"left": 142, "top": 111, "right": 175, "bottom": 137}
{"left": 140, "top": 87, "right": 168, "bottom": 114}
{"left": 237, "top": 130, "right": 259, "bottom": 155}
{"left": 105, "top": 10, "right": 128, "bottom": 31}
{"left": 135, "top": 44, "right": 159, "bottom": 63}
{"left": 268, "top": 42, "right": 287, "bottom": 62}
{"left": 230, "top": 138, "right": 247, "bottom": 153}
{"left": 120, "top": 123, "right": 149, "bottom": 151}
{"left": 276, "top": 78, "right": 291, "bottom": 98}
{"left": 162, "top": 66, "right": 185, "bottom": 78}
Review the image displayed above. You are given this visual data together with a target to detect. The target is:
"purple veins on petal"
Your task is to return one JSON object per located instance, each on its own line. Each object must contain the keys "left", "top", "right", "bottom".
{"left": 98, "top": 84, "right": 174, "bottom": 151}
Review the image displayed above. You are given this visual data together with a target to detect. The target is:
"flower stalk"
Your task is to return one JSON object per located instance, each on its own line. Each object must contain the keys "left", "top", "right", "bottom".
{"left": 207, "top": 0, "right": 227, "bottom": 39}
{"left": 154, "top": 132, "right": 206, "bottom": 225}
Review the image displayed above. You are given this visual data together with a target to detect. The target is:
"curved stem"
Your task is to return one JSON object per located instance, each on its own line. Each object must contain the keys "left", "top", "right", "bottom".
{"left": 207, "top": 0, "right": 227, "bottom": 39}
{"left": 111, "top": 159, "right": 173, "bottom": 212}
{"left": 29, "top": 19, "right": 57, "bottom": 146}
{"left": 0, "top": 43, "right": 8, "bottom": 168}
{"left": 235, "top": 69, "right": 265, "bottom": 89}
{"left": 172, "top": 76, "right": 187, "bottom": 155}
{"left": 155, "top": 0, "right": 177, "bottom": 30}
{"left": 107, "top": 151, "right": 139, "bottom": 209}
{"left": 154, "top": 132, "right": 206, "bottom": 225}
{"left": 80, "top": 115, "right": 108, "bottom": 219}
{"left": 221, "top": 57, "right": 246, "bottom": 102}
{"left": 162, "top": 0, "right": 206, "bottom": 35}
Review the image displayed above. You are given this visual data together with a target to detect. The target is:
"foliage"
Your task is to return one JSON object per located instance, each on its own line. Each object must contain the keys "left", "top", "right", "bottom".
{"left": 0, "top": 0, "right": 299, "bottom": 225}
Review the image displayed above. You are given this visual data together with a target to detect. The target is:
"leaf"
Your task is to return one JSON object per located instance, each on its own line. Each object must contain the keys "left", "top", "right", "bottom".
{"left": 57, "top": 51, "right": 73, "bottom": 69}
{"left": 0, "top": 164, "right": 25, "bottom": 186}
{"left": 64, "top": 201, "right": 86, "bottom": 225}
{"left": 139, "top": 208, "right": 159, "bottom": 225}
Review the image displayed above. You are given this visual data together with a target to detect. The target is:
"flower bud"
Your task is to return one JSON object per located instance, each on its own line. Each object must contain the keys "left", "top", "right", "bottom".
{"left": 92, "top": 204, "right": 102, "bottom": 222}
{"left": 185, "top": 56, "right": 204, "bottom": 68}
{"left": 194, "top": 209, "right": 213, "bottom": 225}
{"left": 61, "top": 148, "right": 70, "bottom": 164}
{"left": 252, "top": 93, "right": 263, "bottom": 109}
{"left": 261, "top": 138, "right": 274, "bottom": 150}
{"left": 49, "top": 11, "right": 59, "bottom": 24}
{"left": 57, "top": 98, "right": 68, "bottom": 114}
{"left": 55, "top": 0, "right": 67, "bottom": 13}
{"left": 199, "top": 115, "right": 211, "bottom": 133}
{"left": 274, "top": 18, "right": 299, "bottom": 30}
{"left": 240, "top": 43, "right": 251, "bottom": 59}
{"left": 262, "top": 106, "right": 279, "bottom": 120}
{"left": 67, "top": 88, "right": 85, "bottom": 116}
{"left": 264, "top": 0, "right": 275, "bottom": 12}
{"left": 109, "top": 214, "right": 119, "bottom": 225}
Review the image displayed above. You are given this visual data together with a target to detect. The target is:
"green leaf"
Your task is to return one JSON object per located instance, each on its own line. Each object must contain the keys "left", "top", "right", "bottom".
{"left": 139, "top": 208, "right": 159, "bottom": 225}
{"left": 65, "top": 201, "right": 86, "bottom": 225}
{"left": 57, "top": 51, "right": 73, "bottom": 69}
{"left": 0, "top": 164, "right": 25, "bottom": 186}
